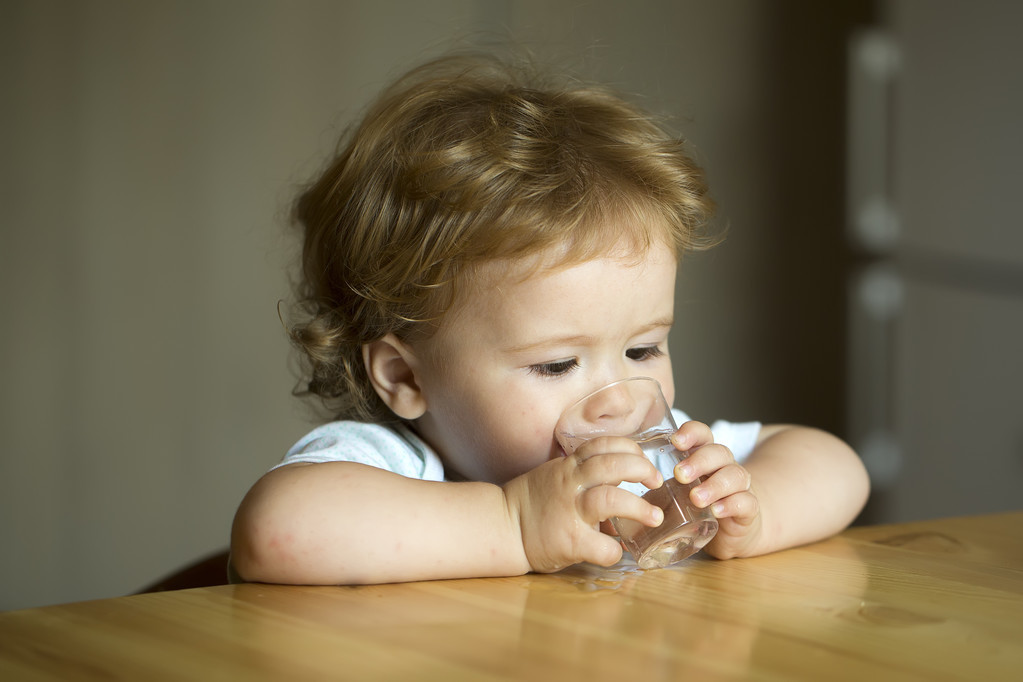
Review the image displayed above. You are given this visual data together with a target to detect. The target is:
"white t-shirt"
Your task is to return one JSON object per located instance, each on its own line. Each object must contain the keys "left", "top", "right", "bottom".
{"left": 275, "top": 409, "right": 761, "bottom": 486}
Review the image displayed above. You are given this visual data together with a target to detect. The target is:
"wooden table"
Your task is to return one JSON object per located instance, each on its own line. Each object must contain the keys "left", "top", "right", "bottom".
{"left": 2, "top": 511, "right": 1021, "bottom": 680}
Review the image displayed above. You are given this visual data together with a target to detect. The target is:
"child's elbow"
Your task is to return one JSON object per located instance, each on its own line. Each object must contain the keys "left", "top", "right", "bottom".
{"left": 230, "top": 496, "right": 275, "bottom": 583}
{"left": 229, "top": 478, "right": 302, "bottom": 584}
{"left": 835, "top": 433, "right": 871, "bottom": 519}
{"left": 854, "top": 452, "right": 871, "bottom": 514}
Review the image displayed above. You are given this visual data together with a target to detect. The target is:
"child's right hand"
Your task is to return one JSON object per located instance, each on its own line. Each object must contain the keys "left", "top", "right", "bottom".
{"left": 502, "top": 437, "right": 666, "bottom": 573}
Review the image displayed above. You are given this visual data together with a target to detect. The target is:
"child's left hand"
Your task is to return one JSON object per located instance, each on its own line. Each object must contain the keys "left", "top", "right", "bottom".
{"left": 671, "top": 421, "right": 763, "bottom": 559}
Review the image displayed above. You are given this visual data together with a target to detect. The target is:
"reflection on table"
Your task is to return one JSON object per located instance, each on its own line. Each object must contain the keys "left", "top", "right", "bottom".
{"left": 1, "top": 511, "right": 1020, "bottom": 680}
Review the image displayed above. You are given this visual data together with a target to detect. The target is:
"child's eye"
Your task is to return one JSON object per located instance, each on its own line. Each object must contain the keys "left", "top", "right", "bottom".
{"left": 528, "top": 358, "right": 579, "bottom": 378}
{"left": 626, "top": 345, "right": 665, "bottom": 362}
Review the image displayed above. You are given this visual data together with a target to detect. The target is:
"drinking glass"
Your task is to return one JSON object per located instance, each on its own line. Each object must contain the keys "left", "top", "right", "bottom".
{"left": 555, "top": 377, "right": 718, "bottom": 569}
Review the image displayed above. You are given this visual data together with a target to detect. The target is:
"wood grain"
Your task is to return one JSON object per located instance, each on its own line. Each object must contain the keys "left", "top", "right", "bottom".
{"left": 2, "top": 511, "right": 1021, "bottom": 680}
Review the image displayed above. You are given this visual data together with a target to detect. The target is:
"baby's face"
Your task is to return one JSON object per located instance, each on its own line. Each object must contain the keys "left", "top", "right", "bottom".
{"left": 408, "top": 241, "right": 678, "bottom": 484}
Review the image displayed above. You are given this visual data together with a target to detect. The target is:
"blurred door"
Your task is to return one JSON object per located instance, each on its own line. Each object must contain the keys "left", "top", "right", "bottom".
{"left": 848, "top": 0, "right": 1023, "bottom": 522}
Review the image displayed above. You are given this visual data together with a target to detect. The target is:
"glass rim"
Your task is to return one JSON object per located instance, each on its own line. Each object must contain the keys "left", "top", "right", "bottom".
{"left": 566, "top": 376, "right": 665, "bottom": 410}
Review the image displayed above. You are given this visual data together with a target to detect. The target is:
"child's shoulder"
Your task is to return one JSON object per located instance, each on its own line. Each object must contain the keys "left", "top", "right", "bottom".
{"left": 277, "top": 420, "right": 445, "bottom": 481}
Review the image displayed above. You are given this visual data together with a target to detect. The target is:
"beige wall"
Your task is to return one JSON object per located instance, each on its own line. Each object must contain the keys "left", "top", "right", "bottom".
{"left": 1, "top": 1, "right": 863, "bottom": 610}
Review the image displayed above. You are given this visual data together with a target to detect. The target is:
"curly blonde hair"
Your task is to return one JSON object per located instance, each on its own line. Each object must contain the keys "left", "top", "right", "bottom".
{"left": 288, "top": 53, "right": 716, "bottom": 422}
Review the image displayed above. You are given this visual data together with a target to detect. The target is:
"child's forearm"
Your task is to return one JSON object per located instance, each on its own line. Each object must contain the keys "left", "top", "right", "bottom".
{"left": 231, "top": 461, "right": 530, "bottom": 585}
{"left": 742, "top": 425, "right": 870, "bottom": 555}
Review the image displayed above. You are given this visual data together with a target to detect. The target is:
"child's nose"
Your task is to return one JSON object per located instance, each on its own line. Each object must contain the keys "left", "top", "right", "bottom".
{"left": 581, "top": 382, "right": 637, "bottom": 425}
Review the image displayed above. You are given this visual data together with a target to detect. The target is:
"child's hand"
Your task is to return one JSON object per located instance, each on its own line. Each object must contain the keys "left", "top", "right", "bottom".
{"left": 503, "top": 437, "right": 665, "bottom": 573}
{"left": 671, "top": 421, "right": 763, "bottom": 559}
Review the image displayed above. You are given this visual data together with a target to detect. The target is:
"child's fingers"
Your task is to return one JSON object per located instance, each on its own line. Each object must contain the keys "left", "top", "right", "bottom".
{"left": 674, "top": 442, "right": 737, "bottom": 484}
{"left": 706, "top": 490, "right": 760, "bottom": 522}
{"left": 573, "top": 444, "right": 663, "bottom": 491}
{"left": 581, "top": 531, "right": 626, "bottom": 567}
{"left": 670, "top": 420, "right": 714, "bottom": 452}
{"left": 570, "top": 435, "right": 642, "bottom": 461}
{"left": 685, "top": 461, "right": 752, "bottom": 508}
{"left": 577, "top": 484, "right": 664, "bottom": 528}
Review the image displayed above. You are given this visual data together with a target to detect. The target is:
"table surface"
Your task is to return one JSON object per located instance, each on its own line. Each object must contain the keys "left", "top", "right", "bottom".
{"left": 2, "top": 511, "right": 1021, "bottom": 681}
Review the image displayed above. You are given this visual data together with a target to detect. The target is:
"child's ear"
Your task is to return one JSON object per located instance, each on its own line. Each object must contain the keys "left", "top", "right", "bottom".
{"left": 363, "top": 334, "right": 427, "bottom": 420}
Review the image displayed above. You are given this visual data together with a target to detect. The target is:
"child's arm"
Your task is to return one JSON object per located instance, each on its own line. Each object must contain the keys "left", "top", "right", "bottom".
{"left": 671, "top": 422, "right": 870, "bottom": 559}
{"left": 231, "top": 441, "right": 664, "bottom": 584}
{"left": 231, "top": 462, "right": 525, "bottom": 584}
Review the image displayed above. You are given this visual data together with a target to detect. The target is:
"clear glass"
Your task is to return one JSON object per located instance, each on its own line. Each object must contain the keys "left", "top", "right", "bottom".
{"left": 556, "top": 377, "right": 718, "bottom": 569}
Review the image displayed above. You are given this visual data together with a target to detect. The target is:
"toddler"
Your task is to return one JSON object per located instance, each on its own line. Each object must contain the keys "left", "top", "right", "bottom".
{"left": 231, "top": 54, "right": 870, "bottom": 584}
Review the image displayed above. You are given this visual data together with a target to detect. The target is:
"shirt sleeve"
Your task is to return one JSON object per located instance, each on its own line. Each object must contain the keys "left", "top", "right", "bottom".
{"left": 272, "top": 421, "right": 445, "bottom": 482}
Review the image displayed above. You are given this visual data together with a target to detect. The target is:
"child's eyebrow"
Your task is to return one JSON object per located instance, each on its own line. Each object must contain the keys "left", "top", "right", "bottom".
{"left": 501, "top": 334, "right": 594, "bottom": 354}
{"left": 500, "top": 318, "right": 674, "bottom": 354}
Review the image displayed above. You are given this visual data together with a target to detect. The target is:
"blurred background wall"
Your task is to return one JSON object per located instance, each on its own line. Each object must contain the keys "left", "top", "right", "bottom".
{"left": 2, "top": 0, "right": 1019, "bottom": 612}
